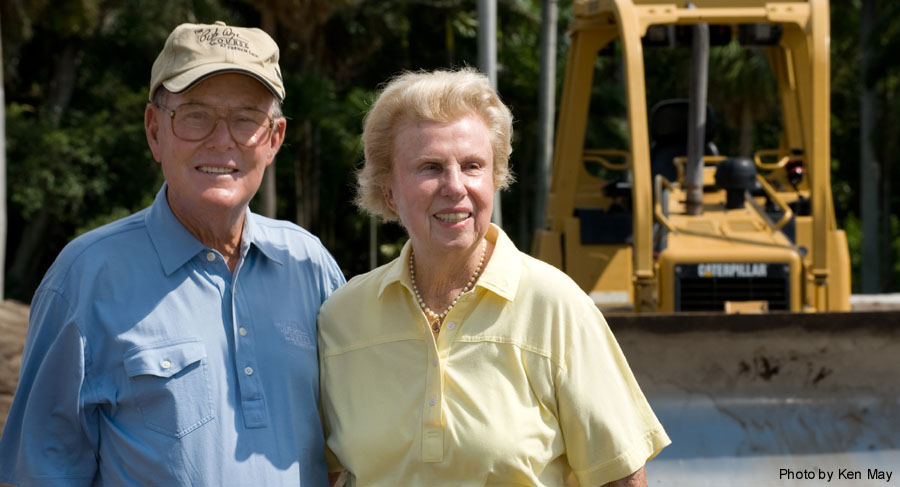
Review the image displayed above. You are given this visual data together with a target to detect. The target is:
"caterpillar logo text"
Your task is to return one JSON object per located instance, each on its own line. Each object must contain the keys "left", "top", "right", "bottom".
{"left": 697, "top": 263, "right": 768, "bottom": 278}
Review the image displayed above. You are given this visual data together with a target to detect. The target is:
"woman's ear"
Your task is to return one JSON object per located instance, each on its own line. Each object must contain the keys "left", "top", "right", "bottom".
{"left": 384, "top": 187, "right": 397, "bottom": 213}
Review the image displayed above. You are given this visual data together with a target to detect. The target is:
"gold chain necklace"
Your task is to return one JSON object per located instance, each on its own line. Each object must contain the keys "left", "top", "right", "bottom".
{"left": 410, "top": 239, "right": 486, "bottom": 333}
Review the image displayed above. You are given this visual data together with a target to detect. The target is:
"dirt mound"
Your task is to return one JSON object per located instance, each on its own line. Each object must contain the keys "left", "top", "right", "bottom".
{"left": 0, "top": 300, "right": 29, "bottom": 433}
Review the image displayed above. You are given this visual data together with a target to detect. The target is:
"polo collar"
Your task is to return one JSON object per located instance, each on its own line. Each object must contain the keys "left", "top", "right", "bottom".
{"left": 377, "top": 238, "right": 411, "bottom": 299}
{"left": 146, "top": 184, "right": 205, "bottom": 275}
{"left": 146, "top": 184, "right": 282, "bottom": 275}
{"left": 476, "top": 224, "right": 521, "bottom": 301}
{"left": 376, "top": 223, "right": 521, "bottom": 302}
{"left": 239, "top": 210, "right": 284, "bottom": 266}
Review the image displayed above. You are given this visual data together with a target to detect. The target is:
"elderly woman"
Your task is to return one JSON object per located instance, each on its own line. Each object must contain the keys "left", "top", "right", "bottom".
{"left": 318, "top": 68, "right": 669, "bottom": 486}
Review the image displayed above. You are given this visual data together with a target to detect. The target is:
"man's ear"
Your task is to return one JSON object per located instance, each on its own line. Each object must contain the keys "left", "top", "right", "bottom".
{"left": 145, "top": 104, "right": 163, "bottom": 163}
{"left": 266, "top": 117, "right": 287, "bottom": 166}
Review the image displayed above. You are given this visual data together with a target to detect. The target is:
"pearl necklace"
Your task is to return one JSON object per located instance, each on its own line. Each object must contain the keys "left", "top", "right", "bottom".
{"left": 410, "top": 239, "right": 487, "bottom": 333}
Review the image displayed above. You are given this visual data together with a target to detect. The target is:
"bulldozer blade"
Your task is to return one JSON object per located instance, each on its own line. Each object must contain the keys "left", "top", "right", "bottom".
{"left": 608, "top": 311, "right": 900, "bottom": 486}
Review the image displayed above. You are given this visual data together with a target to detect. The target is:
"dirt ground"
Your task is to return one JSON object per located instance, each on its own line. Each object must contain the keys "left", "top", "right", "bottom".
{"left": 0, "top": 300, "right": 29, "bottom": 433}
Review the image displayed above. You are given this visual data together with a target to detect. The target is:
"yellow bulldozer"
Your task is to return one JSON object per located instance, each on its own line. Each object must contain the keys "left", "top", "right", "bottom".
{"left": 533, "top": 0, "right": 899, "bottom": 482}
{"left": 534, "top": 0, "right": 849, "bottom": 314}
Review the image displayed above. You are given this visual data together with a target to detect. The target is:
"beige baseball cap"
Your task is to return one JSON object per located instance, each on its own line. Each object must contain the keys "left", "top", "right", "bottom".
{"left": 149, "top": 21, "right": 285, "bottom": 101}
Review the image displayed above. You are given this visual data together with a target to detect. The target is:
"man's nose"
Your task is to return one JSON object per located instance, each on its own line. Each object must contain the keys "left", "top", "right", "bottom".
{"left": 205, "top": 116, "right": 235, "bottom": 148}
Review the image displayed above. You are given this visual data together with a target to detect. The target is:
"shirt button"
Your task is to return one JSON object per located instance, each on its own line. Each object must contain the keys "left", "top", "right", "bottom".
{"left": 161, "top": 360, "right": 171, "bottom": 369}
{"left": 206, "top": 252, "right": 216, "bottom": 262}
{"left": 244, "top": 366, "right": 254, "bottom": 376}
{"left": 429, "top": 397, "right": 437, "bottom": 406}
{"left": 239, "top": 327, "right": 248, "bottom": 337}
{"left": 447, "top": 322, "right": 456, "bottom": 330}
{"left": 432, "top": 358, "right": 438, "bottom": 367}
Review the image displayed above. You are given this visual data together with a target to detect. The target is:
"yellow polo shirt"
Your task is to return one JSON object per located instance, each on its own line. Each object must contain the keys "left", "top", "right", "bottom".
{"left": 318, "top": 224, "right": 669, "bottom": 486}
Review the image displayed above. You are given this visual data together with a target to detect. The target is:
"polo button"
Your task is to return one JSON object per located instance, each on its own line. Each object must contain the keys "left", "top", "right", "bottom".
{"left": 429, "top": 397, "right": 437, "bottom": 406}
{"left": 206, "top": 252, "right": 216, "bottom": 262}
{"left": 244, "top": 366, "right": 254, "bottom": 376}
{"left": 239, "top": 327, "right": 248, "bottom": 337}
{"left": 447, "top": 322, "right": 456, "bottom": 330}
{"left": 432, "top": 358, "right": 438, "bottom": 367}
{"left": 161, "top": 360, "right": 171, "bottom": 369}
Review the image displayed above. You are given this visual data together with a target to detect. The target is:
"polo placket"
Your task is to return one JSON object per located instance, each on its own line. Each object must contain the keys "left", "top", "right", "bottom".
{"left": 421, "top": 310, "right": 444, "bottom": 462}
{"left": 420, "top": 289, "right": 476, "bottom": 463}
{"left": 225, "top": 250, "right": 269, "bottom": 428}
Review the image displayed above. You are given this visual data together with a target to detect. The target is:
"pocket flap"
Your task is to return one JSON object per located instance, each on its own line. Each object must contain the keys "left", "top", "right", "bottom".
{"left": 124, "top": 339, "right": 206, "bottom": 378}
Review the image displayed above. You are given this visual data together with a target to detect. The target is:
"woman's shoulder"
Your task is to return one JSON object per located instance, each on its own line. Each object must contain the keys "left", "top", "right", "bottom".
{"left": 320, "top": 258, "right": 400, "bottom": 316}
{"left": 515, "top": 251, "right": 593, "bottom": 305}
{"left": 493, "top": 250, "right": 608, "bottom": 364}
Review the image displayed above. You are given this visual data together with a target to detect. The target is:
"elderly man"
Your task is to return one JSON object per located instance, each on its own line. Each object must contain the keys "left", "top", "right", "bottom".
{"left": 0, "top": 22, "right": 344, "bottom": 486}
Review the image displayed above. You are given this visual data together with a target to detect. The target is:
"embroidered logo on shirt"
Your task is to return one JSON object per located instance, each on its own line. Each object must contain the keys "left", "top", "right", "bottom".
{"left": 275, "top": 322, "right": 314, "bottom": 349}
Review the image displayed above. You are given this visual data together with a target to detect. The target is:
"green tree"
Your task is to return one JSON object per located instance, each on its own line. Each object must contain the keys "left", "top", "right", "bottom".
{"left": 3, "top": 0, "right": 232, "bottom": 299}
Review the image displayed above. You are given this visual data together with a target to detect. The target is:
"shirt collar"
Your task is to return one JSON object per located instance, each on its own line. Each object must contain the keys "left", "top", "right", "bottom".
{"left": 146, "top": 184, "right": 205, "bottom": 276}
{"left": 240, "top": 209, "right": 284, "bottom": 266}
{"left": 376, "top": 223, "right": 521, "bottom": 302}
{"left": 476, "top": 224, "right": 521, "bottom": 301}
{"left": 377, "top": 239, "right": 411, "bottom": 299}
{"left": 146, "top": 183, "right": 282, "bottom": 275}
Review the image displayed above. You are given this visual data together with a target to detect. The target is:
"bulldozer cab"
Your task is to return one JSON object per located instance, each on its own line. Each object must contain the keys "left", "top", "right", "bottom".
{"left": 533, "top": 0, "right": 851, "bottom": 313}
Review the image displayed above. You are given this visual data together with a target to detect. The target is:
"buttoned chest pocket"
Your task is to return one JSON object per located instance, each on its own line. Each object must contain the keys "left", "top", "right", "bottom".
{"left": 124, "top": 339, "right": 215, "bottom": 438}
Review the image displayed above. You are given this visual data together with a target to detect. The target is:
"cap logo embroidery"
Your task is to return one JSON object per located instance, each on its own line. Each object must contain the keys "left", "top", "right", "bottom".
{"left": 194, "top": 27, "right": 258, "bottom": 58}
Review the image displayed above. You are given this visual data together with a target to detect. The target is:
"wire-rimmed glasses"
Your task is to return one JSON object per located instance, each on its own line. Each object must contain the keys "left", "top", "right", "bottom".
{"left": 155, "top": 103, "right": 276, "bottom": 147}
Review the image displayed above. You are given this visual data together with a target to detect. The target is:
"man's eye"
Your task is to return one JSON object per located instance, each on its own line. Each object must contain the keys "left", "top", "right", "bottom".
{"left": 182, "top": 110, "right": 212, "bottom": 121}
{"left": 233, "top": 111, "right": 265, "bottom": 124}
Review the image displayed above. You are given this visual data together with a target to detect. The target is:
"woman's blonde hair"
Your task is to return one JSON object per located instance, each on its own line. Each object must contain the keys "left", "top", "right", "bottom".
{"left": 355, "top": 68, "right": 514, "bottom": 221}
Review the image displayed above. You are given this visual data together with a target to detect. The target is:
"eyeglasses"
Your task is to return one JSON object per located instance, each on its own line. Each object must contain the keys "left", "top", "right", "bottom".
{"left": 155, "top": 103, "right": 276, "bottom": 147}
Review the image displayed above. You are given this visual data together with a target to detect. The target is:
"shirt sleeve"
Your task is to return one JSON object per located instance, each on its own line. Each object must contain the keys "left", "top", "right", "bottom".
{"left": 0, "top": 288, "right": 99, "bottom": 486}
{"left": 325, "top": 255, "right": 346, "bottom": 296}
{"left": 315, "top": 247, "right": 346, "bottom": 302}
{"left": 555, "top": 298, "right": 670, "bottom": 486}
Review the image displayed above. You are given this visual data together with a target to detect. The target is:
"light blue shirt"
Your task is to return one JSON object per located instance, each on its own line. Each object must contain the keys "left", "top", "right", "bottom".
{"left": 0, "top": 185, "right": 345, "bottom": 486}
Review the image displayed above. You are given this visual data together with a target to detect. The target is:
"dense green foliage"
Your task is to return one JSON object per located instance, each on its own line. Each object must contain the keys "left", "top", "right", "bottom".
{"left": 2, "top": 0, "right": 898, "bottom": 300}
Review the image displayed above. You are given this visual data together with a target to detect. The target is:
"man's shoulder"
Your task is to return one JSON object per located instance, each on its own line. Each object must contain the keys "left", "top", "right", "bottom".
{"left": 41, "top": 209, "right": 151, "bottom": 289}
{"left": 250, "top": 214, "right": 327, "bottom": 248}
{"left": 57, "top": 208, "right": 149, "bottom": 260}
{"left": 249, "top": 214, "right": 343, "bottom": 287}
